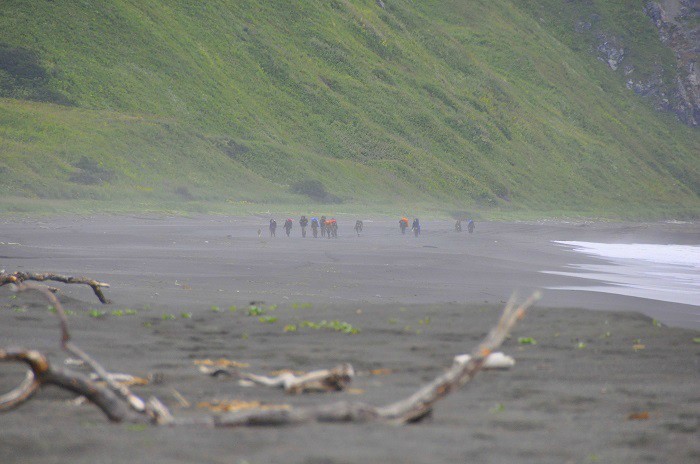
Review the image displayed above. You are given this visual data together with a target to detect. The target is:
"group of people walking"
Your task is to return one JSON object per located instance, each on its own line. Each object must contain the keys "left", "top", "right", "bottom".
{"left": 269, "top": 216, "right": 339, "bottom": 239}
{"left": 268, "top": 216, "right": 475, "bottom": 238}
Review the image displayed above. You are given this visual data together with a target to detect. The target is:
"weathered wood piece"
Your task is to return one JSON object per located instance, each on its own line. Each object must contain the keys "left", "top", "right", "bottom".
{"left": 0, "top": 271, "right": 111, "bottom": 304}
{"left": 239, "top": 363, "right": 355, "bottom": 394}
{"left": 8, "top": 282, "right": 148, "bottom": 413}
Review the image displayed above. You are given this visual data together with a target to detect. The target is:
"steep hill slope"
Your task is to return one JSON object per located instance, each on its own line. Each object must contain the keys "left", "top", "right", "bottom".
{"left": 1, "top": 0, "right": 698, "bottom": 217}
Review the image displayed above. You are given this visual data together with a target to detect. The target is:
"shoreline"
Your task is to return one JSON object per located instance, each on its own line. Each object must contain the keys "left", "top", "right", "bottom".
{"left": 1, "top": 214, "right": 697, "bottom": 328}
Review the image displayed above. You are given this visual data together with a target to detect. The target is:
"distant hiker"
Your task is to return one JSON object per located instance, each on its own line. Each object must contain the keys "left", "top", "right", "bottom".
{"left": 467, "top": 219, "right": 475, "bottom": 234}
{"left": 284, "top": 218, "right": 293, "bottom": 237}
{"left": 325, "top": 218, "right": 338, "bottom": 238}
{"left": 257, "top": 228, "right": 262, "bottom": 239}
{"left": 299, "top": 215, "right": 309, "bottom": 238}
{"left": 325, "top": 219, "right": 333, "bottom": 239}
{"left": 310, "top": 217, "right": 319, "bottom": 238}
{"left": 354, "top": 220, "right": 363, "bottom": 236}
{"left": 455, "top": 219, "right": 462, "bottom": 232}
{"left": 399, "top": 217, "right": 409, "bottom": 234}
{"left": 269, "top": 219, "right": 277, "bottom": 237}
{"left": 320, "top": 216, "right": 327, "bottom": 238}
{"left": 412, "top": 218, "right": 420, "bottom": 237}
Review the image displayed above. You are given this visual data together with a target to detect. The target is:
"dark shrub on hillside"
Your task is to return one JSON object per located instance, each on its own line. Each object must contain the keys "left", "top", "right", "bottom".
{"left": 174, "top": 186, "right": 195, "bottom": 200}
{"left": 0, "top": 44, "right": 46, "bottom": 80}
{"left": 220, "top": 139, "right": 250, "bottom": 159}
{"left": 0, "top": 43, "right": 74, "bottom": 105}
{"left": 292, "top": 179, "right": 326, "bottom": 198}
{"left": 291, "top": 179, "right": 342, "bottom": 203}
{"left": 68, "top": 157, "right": 114, "bottom": 185}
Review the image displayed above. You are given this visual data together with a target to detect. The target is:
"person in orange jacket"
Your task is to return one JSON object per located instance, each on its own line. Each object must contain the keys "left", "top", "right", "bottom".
{"left": 399, "top": 217, "right": 409, "bottom": 234}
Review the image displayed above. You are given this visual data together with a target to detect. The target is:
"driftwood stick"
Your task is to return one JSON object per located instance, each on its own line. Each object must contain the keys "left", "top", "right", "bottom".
{"left": 0, "top": 271, "right": 111, "bottom": 304}
{"left": 376, "top": 291, "right": 540, "bottom": 423}
{"left": 10, "top": 282, "right": 147, "bottom": 412}
{"left": 0, "top": 348, "right": 147, "bottom": 423}
{"left": 239, "top": 363, "right": 355, "bottom": 394}
{"left": 0, "top": 351, "right": 42, "bottom": 412}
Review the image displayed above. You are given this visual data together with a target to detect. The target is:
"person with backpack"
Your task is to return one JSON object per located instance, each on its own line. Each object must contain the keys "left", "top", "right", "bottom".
{"left": 269, "top": 219, "right": 277, "bottom": 237}
{"left": 310, "top": 217, "right": 319, "bottom": 238}
{"left": 399, "top": 217, "right": 409, "bottom": 234}
{"left": 411, "top": 218, "right": 420, "bottom": 237}
{"left": 284, "top": 218, "right": 293, "bottom": 237}
{"left": 467, "top": 219, "right": 475, "bottom": 233}
{"left": 354, "top": 220, "right": 363, "bottom": 236}
{"left": 299, "top": 215, "right": 309, "bottom": 238}
{"left": 320, "top": 215, "right": 327, "bottom": 238}
{"left": 324, "top": 218, "right": 337, "bottom": 238}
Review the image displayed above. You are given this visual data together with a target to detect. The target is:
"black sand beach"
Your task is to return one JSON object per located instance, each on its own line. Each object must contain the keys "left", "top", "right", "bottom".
{"left": 1, "top": 215, "right": 698, "bottom": 463}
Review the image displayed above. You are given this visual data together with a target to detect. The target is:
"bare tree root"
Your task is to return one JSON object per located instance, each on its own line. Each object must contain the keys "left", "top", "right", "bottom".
{"left": 0, "top": 271, "right": 111, "bottom": 304}
{"left": 1, "top": 283, "right": 540, "bottom": 427}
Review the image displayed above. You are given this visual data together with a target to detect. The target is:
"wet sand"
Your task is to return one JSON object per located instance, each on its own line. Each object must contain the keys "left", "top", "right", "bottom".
{"left": 1, "top": 215, "right": 698, "bottom": 463}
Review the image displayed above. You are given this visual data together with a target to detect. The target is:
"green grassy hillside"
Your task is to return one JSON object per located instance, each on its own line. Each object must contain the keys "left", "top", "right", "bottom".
{"left": 1, "top": 0, "right": 698, "bottom": 217}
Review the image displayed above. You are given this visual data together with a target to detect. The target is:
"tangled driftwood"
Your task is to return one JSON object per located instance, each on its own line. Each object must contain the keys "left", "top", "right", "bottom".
{"left": 0, "top": 280, "right": 540, "bottom": 427}
{"left": 202, "top": 355, "right": 514, "bottom": 396}
{"left": 0, "top": 271, "right": 111, "bottom": 304}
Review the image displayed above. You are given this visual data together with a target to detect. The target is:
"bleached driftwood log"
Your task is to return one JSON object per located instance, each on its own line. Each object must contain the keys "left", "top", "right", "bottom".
{"left": 0, "top": 271, "right": 111, "bottom": 304}
{"left": 239, "top": 363, "right": 355, "bottom": 394}
{"left": 0, "top": 281, "right": 540, "bottom": 427}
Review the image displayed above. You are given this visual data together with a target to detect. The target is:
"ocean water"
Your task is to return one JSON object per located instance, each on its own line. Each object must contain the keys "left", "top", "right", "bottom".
{"left": 544, "top": 241, "right": 700, "bottom": 311}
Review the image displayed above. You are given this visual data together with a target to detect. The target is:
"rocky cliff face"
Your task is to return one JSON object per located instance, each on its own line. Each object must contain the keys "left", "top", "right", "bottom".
{"left": 642, "top": 1, "right": 698, "bottom": 126}
{"left": 577, "top": 1, "right": 698, "bottom": 127}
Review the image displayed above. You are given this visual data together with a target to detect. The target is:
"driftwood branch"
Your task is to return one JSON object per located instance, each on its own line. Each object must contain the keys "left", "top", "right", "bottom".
{"left": 200, "top": 363, "right": 355, "bottom": 394}
{"left": 0, "top": 355, "right": 41, "bottom": 412}
{"left": 207, "top": 354, "right": 512, "bottom": 395}
{"left": 1, "top": 282, "right": 540, "bottom": 427}
{"left": 239, "top": 363, "right": 355, "bottom": 394}
{"left": 0, "top": 348, "right": 148, "bottom": 423}
{"left": 0, "top": 271, "right": 111, "bottom": 304}
{"left": 375, "top": 292, "right": 539, "bottom": 423}
{"left": 7, "top": 282, "right": 149, "bottom": 414}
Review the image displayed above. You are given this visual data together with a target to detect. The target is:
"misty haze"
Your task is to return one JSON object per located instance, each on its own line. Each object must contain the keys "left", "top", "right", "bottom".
{"left": 1, "top": 1, "right": 698, "bottom": 463}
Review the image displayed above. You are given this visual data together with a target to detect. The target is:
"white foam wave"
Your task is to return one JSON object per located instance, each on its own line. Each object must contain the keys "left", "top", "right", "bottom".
{"left": 546, "top": 241, "right": 700, "bottom": 307}
{"left": 554, "top": 241, "right": 700, "bottom": 269}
